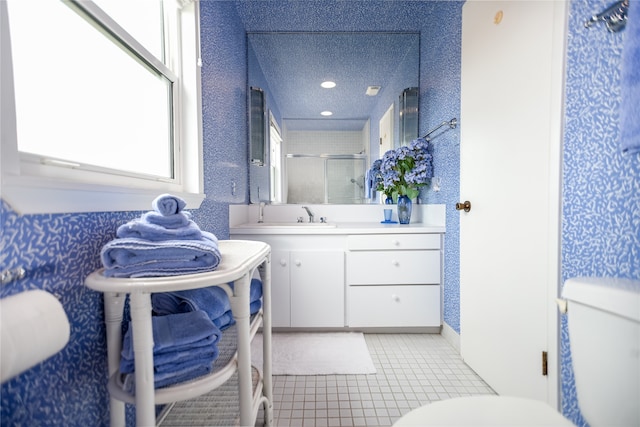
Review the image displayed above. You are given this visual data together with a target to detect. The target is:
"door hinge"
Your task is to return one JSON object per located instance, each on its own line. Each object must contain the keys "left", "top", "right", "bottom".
{"left": 542, "top": 351, "right": 548, "bottom": 376}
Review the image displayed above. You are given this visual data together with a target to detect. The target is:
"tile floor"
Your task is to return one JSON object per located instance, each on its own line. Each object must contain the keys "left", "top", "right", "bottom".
{"left": 258, "top": 333, "right": 495, "bottom": 427}
{"left": 158, "top": 333, "right": 495, "bottom": 427}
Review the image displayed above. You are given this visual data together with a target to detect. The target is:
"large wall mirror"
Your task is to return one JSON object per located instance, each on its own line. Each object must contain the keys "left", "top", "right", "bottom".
{"left": 248, "top": 32, "right": 419, "bottom": 204}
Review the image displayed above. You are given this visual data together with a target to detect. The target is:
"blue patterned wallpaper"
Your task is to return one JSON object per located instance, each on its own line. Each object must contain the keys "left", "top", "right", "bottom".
{"left": 191, "top": 1, "right": 248, "bottom": 240}
{"left": 0, "top": 201, "right": 139, "bottom": 425}
{"left": 560, "top": 0, "right": 640, "bottom": 424}
{"left": 193, "top": 1, "right": 249, "bottom": 238}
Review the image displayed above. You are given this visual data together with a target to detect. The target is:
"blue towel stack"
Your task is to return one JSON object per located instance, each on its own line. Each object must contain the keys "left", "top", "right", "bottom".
{"left": 100, "top": 194, "right": 222, "bottom": 278}
{"left": 120, "top": 310, "right": 222, "bottom": 392}
{"left": 151, "top": 278, "right": 263, "bottom": 331}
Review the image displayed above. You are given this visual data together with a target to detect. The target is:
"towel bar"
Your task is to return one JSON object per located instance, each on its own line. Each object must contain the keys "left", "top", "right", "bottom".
{"left": 585, "top": 0, "right": 629, "bottom": 33}
{"left": 422, "top": 118, "right": 457, "bottom": 142}
{"left": 1, "top": 267, "right": 26, "bottom": 285}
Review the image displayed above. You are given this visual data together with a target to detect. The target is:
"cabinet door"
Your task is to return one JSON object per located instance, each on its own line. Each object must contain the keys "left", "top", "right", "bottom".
{"left": 270, "top": 250, "right": 291, "bottom": 327}
{"left": 290, "top": 250, "right": 345, "bottom": 327}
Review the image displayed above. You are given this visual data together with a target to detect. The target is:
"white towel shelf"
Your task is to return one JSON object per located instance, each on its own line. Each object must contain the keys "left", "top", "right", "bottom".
{"left": 85, "top": 240, "right": 272, "bottom": 427}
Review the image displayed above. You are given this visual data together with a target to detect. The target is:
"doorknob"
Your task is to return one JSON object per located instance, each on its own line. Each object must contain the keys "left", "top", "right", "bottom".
{"left": 456, "top": 201, "right": 471, "bottom": 212}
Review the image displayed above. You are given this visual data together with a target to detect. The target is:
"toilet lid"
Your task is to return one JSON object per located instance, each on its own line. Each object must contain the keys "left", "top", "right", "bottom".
{"left": 393, "top": 396, "right": 574, "bottom": 426}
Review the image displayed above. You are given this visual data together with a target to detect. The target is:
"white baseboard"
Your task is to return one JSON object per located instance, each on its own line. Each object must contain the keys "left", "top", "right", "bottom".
{"left": 441, "top": 322, "right": 460, "bottom": 352}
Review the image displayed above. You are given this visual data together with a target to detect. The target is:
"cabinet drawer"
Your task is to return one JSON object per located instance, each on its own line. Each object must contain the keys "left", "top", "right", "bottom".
{"left": 347, "top": 234, "right": 440, "bottom": 251}
{"left": 347, "top": 250, "right": 440, "bottom": 285}
{"left": 348, "top": 285, "right": 440, "bottom": 327}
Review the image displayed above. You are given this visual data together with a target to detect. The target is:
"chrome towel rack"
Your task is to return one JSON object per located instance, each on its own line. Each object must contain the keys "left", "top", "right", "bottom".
{"left": 423, "top": 118, "right": 457, "bottom": 142}
{"left": 585, "top": 0, "right": 629, "bottom": 32}
{"left": 1, "top": 267, "right": 26, "bottom": 285}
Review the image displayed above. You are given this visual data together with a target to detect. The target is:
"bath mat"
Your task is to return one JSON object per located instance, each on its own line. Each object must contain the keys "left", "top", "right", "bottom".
{"left": 251, "top": 332, "right": 376, "bottom": 375}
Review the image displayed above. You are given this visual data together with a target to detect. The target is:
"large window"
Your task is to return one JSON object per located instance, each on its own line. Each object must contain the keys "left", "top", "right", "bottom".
{"left": 1, "top": 0, "right": 204, "bottom": 213}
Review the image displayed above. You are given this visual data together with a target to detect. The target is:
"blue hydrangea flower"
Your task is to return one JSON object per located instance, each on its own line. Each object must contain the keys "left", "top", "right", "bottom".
{"left": 370, "top": 137, "right": 434, "bottom": 200}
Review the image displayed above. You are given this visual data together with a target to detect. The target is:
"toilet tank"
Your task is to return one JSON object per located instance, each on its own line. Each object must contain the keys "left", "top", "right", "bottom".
{"left": 562, "top": 277, "right": 640, "bottom": 427}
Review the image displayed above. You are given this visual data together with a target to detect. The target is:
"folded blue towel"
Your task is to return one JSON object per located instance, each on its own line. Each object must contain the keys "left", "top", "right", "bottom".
{"left": 142, "top": 211, "right": 193, "bottom": 229}
{"left": 100, "top": 232, "right": 221, "bottom": 278}
{"left": 250, "top": 299, "right": 262, "bottom": 315}
{"left": 120, "top": 310, "right": 221, "bottom": 361}
{"left": 152, "top": 351, "right": 218, "bottom": 374}
{"left": 122, "top": 362, "right": 213, "bottom": 392}
{"left": 120, "top": 344, "right": 219, "bottom": 374}
{"left": 212, "top": 304, "right": 261, "bottom": 331}
{"left": 152, "top": 362, "right": 211, "bottom": 388}
{"left": 119, "top": 311, "right": 221, "bottom": 391}
{"left": 153, "top": 193, "right": 187, "bottom": 216}
{"left": 116, "top": 216, "right": 203, "bottom": 241}
{"left": 186, "top": 282, "right": 262, "bottom": 330}
{"left": 151, "top": 279, "right": 263, "bottom": 330}
{"left": 152, "top": 285, "right": 231, "bottom": 322}
{"left": 229, "top": 278, "right": 263, "bottom": 304}
{"left": 621, "top": 0, "right": 640, "bottom": 154}
{"left": 213, "top": 311, "right": 235, "bottom": 330}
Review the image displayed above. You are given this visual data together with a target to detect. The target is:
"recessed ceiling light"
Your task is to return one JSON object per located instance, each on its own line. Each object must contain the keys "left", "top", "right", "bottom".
{"left": 321, "top": 111, "right": 333, "bottom": 116}
{"left": 321, "top": 81, "right": 336, "bottom": 89}
{"left": 366, "top": 85, "right": 381, "bottom": 96}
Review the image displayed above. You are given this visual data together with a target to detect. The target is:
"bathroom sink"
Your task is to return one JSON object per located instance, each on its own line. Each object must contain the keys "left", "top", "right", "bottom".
{"left": 234, "top": 222, "right": 336, "bottom": 228}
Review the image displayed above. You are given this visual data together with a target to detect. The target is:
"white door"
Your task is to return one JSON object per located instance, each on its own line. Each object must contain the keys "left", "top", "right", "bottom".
{"left": 460, "top": 1, "right": 565, "bottom": 405}
{"left": 379, "top": 104, "right": 394, "bottom": 157}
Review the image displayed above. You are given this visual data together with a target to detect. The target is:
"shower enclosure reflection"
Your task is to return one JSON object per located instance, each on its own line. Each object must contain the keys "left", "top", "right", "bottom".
{"left": 286, "top": 154, "right": 367, "bottom": 204}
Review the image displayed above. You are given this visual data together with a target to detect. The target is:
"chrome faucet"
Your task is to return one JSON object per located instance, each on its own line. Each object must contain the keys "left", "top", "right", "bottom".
{"left": 301, "top": 206, "right": 314, "bottom": 223}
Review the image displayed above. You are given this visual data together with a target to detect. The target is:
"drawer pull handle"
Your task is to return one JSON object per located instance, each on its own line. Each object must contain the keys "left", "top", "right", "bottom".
{"left": 392, "top": 260, "right": 399, "bottom": 266}
{"left": 279, "top": 259, "right": 287, "bottom": 267}
{"left": 392, "top": 294, "right": 400, "bottom": 302}
{"left": 294, "top": 260, "right": 302, "bottom": 267}
{"left": 393, "top": 240, "right": 400, "bottom": 246}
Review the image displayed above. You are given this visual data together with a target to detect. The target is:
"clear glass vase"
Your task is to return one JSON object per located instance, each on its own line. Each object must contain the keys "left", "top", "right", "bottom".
{"left": 397, "top": 195, "right": 412, "bottom": 224}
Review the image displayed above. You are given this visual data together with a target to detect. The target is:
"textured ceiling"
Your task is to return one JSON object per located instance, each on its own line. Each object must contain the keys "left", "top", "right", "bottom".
{"left": 248, "top": 32, "right": 419, "bottom": 128}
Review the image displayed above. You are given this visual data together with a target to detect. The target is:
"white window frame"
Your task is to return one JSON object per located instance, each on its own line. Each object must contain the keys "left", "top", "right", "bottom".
{"left": 0, "top": 0, "right": 204, "bottom": 214}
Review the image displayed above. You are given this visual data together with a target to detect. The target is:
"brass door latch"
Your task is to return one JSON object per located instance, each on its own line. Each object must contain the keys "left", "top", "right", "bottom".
{"left": 456, "top": 201, "right": 471, "bottom": 212}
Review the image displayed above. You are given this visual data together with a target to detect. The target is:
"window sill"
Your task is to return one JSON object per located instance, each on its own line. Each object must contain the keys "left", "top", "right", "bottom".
{"left": 1, "top": 175, "right": 205, "bottom": 215}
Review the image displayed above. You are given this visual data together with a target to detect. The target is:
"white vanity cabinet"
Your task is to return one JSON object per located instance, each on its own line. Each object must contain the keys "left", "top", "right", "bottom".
{"left": 235, "top": 235, "right": 346, "bottom": 328}
{"left": 230, "top": 209, "right": 446, "bottom": 332}
{"left": 346, "top": 233, "right": 442, "bottom": 328}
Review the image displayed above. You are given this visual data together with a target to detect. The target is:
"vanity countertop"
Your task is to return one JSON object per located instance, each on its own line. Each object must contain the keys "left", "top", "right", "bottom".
{"left": 229, "top": 221, "right": 445, "bottom": 235}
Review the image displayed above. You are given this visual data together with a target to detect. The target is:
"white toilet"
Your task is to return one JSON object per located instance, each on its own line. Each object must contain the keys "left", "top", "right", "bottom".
{"left": 394, "top": 277, "right": 640, "bottom": 426}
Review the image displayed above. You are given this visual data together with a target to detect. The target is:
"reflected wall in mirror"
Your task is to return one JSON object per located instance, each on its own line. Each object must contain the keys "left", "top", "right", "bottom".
{"left": 248, "top": 32, "right": 419, "bottom": 204}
